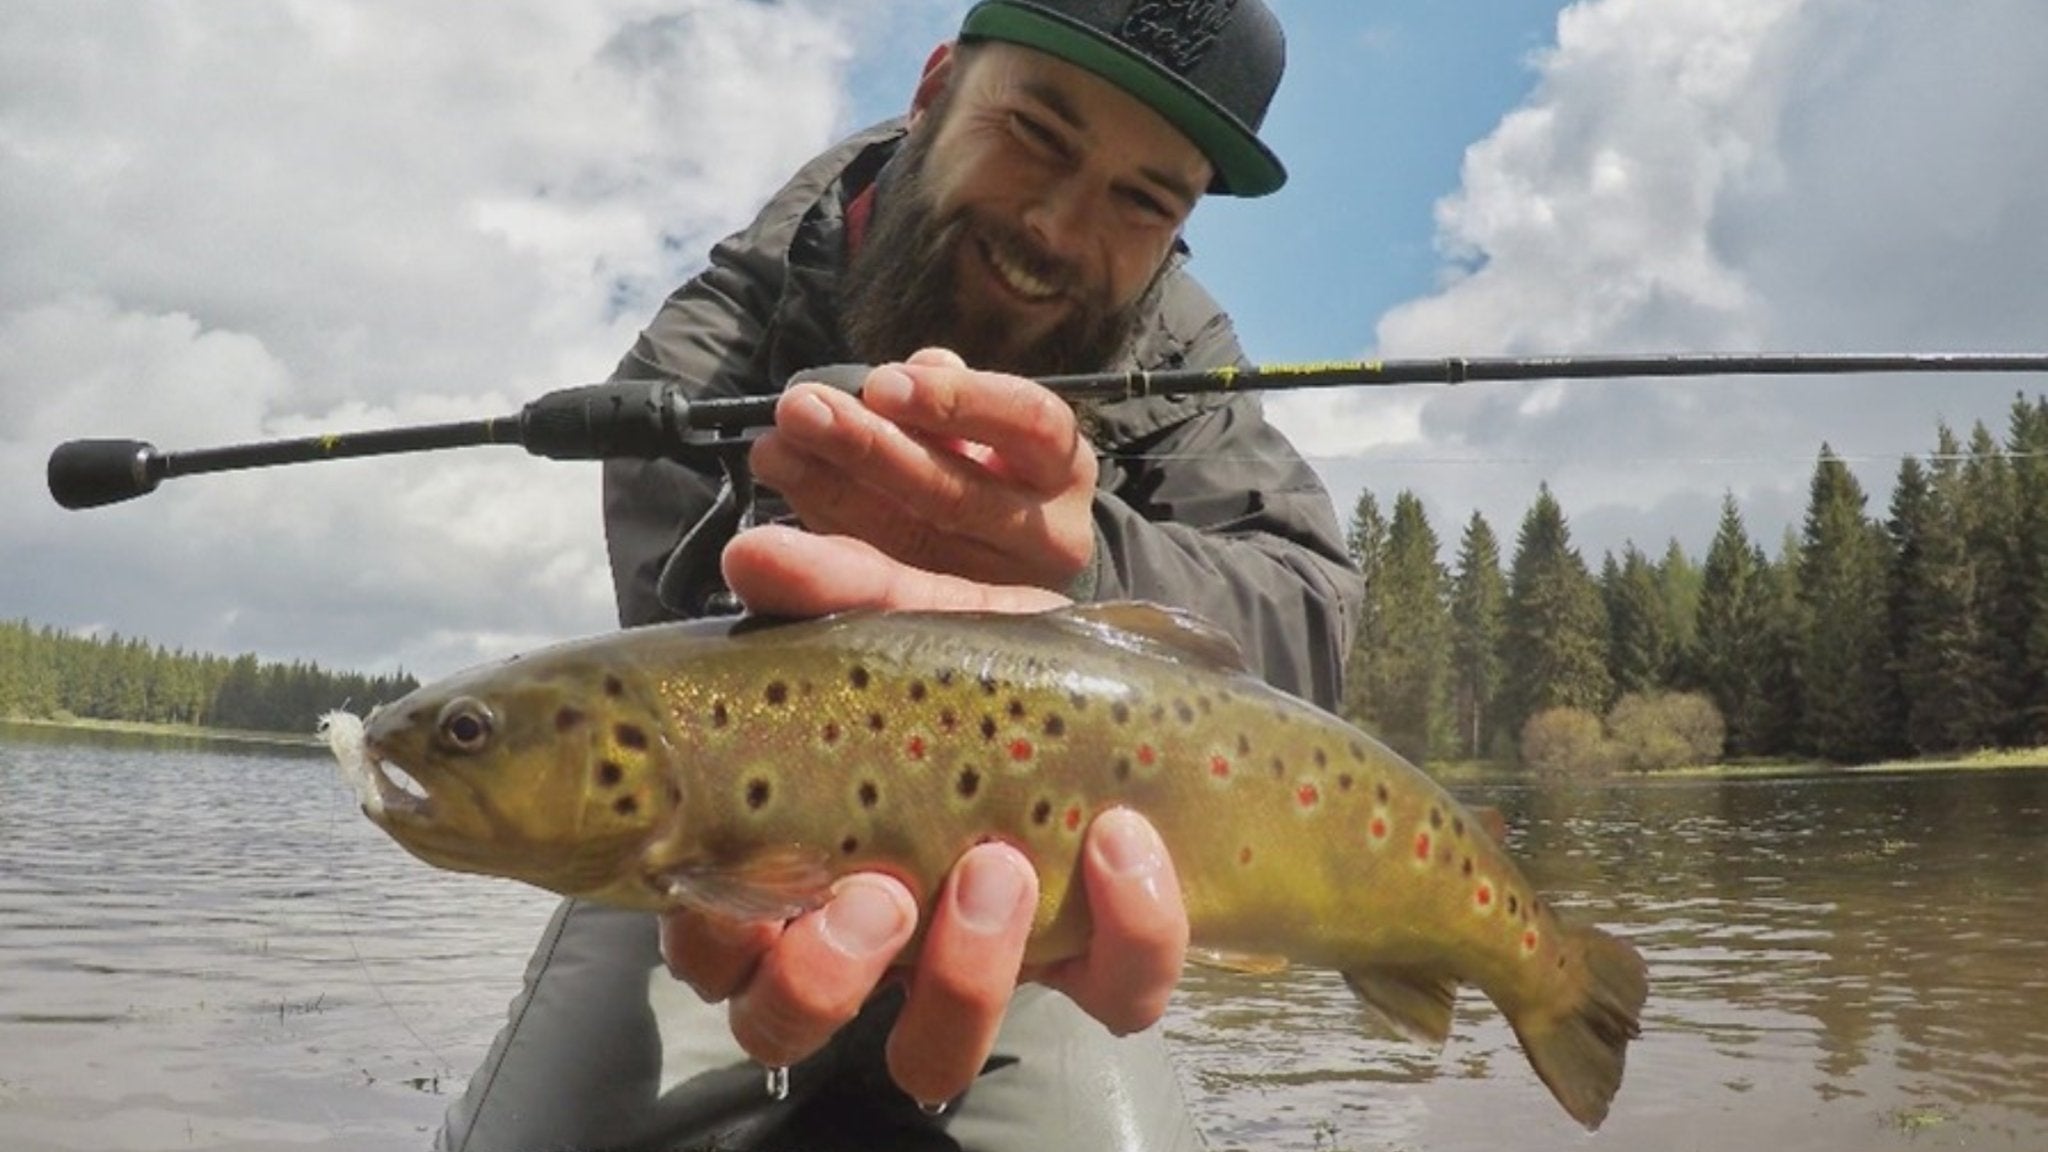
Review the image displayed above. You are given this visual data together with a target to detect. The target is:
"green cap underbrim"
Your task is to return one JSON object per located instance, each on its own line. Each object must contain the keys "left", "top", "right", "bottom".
{"left": 961, "top": 3, "right": 1286, "bottom": 197}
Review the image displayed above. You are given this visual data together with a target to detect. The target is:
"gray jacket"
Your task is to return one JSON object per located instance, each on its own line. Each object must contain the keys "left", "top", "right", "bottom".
{"left": 601, "top": 120, "right": 1361, "bottom": 707}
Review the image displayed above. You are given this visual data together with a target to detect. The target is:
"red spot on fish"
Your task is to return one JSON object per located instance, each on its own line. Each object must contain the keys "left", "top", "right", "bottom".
{"left": 1476, "top": 883, "right": 1493, "bottom": 908}
{"left": 1368, "top": 815, "right": 1388, "bottom": 841}
{"left": 1238, "top": 846, "right": 1254, "bottom": 866}
{"left": 1064, "top": 805, "right": 1083, "bottom": 832}
{"left": 1415, "top": 832, "right": 1432, "bottom": 861}
{"left": 905, "top": 736, "right": 926, "bottom": 760}
{"left": 1522, "top": 929, "right": 1539, "bottom": 954}
{"left": 1296, "top": 783, "right": 1320, "bottom": 809}
{"left": 1010, "top": 739, "right": 1035, "bottom": 762}
{"left": 1137, "top": 744, "right": 1157, "bottom": 767}
{"left": 1210, "top": 755, "right": 1231, "bottom": 779}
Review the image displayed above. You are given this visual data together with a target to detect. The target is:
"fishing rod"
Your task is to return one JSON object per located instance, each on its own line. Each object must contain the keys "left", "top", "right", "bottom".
{"left": 44, "top": 352, "right": 2048, "bottom": 512}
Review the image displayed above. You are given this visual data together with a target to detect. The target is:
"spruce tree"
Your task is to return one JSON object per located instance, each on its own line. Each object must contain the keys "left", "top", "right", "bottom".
{"left": 1797, "top": 447, "right": 1892, "bottom": 762}
{"left": 1502, "top": 485, "right": 1613, "bottom": 748}
{"left": 1375, "top": 492, "right": 1452, "bottom": 763}
{"left": 1448, "top": 512, "right": 1507, "bottom": 760}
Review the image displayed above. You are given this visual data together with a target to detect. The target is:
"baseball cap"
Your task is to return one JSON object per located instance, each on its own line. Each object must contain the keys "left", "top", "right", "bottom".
{"left": 959, "top": 0, "right": 1288, "bottom": 197}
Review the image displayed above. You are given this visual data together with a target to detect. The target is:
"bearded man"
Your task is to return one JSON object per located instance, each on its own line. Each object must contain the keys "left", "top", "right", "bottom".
{"left": 440, "top": 3, "right": 1362, "bottom": 1149}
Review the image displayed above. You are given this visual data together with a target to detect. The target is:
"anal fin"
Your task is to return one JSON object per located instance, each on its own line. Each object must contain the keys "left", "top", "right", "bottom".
{"left": 1340, "top": 964, "right": 1461, "bottom": 1048}
{"left": 1188, "top": 947, "right": 1292, "bottom": 976}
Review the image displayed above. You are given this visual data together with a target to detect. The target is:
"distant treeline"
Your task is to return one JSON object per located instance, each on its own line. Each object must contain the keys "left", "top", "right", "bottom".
{"left": 0, "top": 620, "right": 418, "bottom": 734}
{"left": 1343, "top": 391, "right": 2048, "bottom": 771}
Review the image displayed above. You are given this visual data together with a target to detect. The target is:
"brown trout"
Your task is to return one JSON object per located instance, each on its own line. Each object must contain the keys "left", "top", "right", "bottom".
{"left": 326, "top": 602, "right": 1646, "bottom": 1129}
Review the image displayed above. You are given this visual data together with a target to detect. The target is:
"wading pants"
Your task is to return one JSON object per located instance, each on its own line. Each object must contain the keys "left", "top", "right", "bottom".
{"left": 435, "top": 898, "right": 1206, "bottom": 1151}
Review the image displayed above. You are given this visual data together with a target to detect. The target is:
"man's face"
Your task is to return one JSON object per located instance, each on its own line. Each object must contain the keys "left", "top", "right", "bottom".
{"left": 841, "top": 41, "right": 1213, "bottom": 375}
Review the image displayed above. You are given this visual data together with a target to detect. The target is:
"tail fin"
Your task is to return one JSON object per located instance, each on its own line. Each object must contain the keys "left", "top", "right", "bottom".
{"left": 1509, "top": 924, "right": 1648, "bottom": 1130}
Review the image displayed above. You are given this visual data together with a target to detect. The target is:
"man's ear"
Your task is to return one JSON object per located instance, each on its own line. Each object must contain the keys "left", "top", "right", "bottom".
{"left": 909, "top": 42, "right": 958, "bottom": 127}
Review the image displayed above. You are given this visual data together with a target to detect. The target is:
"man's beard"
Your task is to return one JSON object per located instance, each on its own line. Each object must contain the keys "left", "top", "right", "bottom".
{"left": 839, "top": 125, "right": 1162, "bottom": 378}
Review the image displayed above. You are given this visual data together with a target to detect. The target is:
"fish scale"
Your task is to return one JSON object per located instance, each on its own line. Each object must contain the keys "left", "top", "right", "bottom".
{"left": 332, "top": 601, "right": 1648, "bottom": 1130}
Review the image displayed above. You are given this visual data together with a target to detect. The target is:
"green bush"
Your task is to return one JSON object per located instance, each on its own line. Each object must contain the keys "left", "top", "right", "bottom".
{"left": 1520, "top": 706, "right": 1615, "bottom": 776}
{"left": 1607, "top": 691, "right": 1726, "bottom": 772}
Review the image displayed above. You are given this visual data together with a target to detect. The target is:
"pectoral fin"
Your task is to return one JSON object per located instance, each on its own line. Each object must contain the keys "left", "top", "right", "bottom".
{"left": 655, "top": 845, "right": 836, "bottom": 921}
{"left": 1340, "top": 964, "right": 1461, "bottom": 1048}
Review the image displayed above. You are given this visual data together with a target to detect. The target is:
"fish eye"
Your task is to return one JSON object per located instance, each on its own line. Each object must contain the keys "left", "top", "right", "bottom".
{"left": 435, "top": 697, "right": 495, "bottom": 753}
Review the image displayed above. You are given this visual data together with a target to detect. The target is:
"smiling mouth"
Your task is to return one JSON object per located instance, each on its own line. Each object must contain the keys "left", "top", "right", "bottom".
{"left": 977, "top": 235, "right": 1063, "bottom": 304}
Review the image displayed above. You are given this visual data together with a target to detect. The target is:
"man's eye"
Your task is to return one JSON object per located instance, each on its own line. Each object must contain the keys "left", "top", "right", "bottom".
{"left": 1012, "top": 113, "right": 1065, "bottom": 155}
{"left": 1122, "top": 188, "right": 1173, "bottom": 221}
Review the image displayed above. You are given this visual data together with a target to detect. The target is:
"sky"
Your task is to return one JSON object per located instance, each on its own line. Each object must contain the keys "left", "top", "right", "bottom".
{"left": 4, "top": 0, "right": 2046, "bottom": 681}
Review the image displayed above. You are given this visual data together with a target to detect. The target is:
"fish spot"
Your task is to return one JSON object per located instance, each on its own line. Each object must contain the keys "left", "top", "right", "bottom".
{"left": 849, "top": 665, "right": 871, "bottom": 691}
{"left": 1009, "top": 739, "right": 1035, "bottom": 763}
{"left": 1196, "top": 695, "right": 1213, "bottom": 715}
{"left": 1338, "top": 773, "right": 1355, "bottom": 791}
{"left": 1136, "top": 744, "right": 1158, "bottom": 768}
{"left": 1007, "top": 698, "right": 1027, "bottom": 720}
{"left": 666, "top": 784, "right": 682, "bottom": 806}
{"left": 710, "top": 702, "right": 730, "bottom": 729}
{"left": 1414, "top": 832, "right": 1433, "bottom": 862}
{"left": 1375, "top": 781, "right": 1391, "bottom": 806}
{"left": 1270, "top": 756, "right": 1286, "bottom": 780}
{"left": 1368, "top": 815, "right": 1389, "bottom": 842}
{"left": 554, "top": 706, "right": 586, "bottom": 732}
{"left": 936, "top": 669, "right": 957, "bottom": 687}
{"left": 1462, "top": 857, "right": 1474, "bottom": 876}
{"left": 1236, "top": 733, "right": 1252, "bottom": 756}
{"left": 957, "top": 769, "right": 982, "bottom": 799}
{"left": 1438, "top": 845, "right": 1455, "bottom": 866}
{"left": 1476, "top": 882, "right": 1493, "bottom": 909}
{"left": 1237, "top": 845, "right": 1254, "bottom": 867}
{"left": 907, "top": 680, "right": 927, "bottom": 702}
{"left": 1452, "top": 816, "right": 1466, "bottom": 838}
{"left": 857, "top": 781, "right": 880, "bottom": 809}
{"left": 905, "top": 735, "right": 927, "bottom": 760}
{"left": 867, "top": 712, "right": 887, "bottom": 733}
{"left": 1114, "top": 757, "right": 1132, "bottom": 782}
{"left": 1507, "top": 894, "right": 1521, "bottom": 916}
{"left": 1210, "top": 755, "right": 1232, "bottom": 780}
{"left": 1174, "top": 699, "right": 1195, "bottom": 724}
{"left": 980, "top": 716, "right": 999, "bottom": 741}
{"left": 939, "top": 709, "right": 959, "bottom": 732}
{"left": 1068, "top": 691, "right": 1088, "bottom": 711}
{"left": 614, "top": 724, "right": 649, "bottom": 751}
{"left": 764, "top": 681, "right": 789, "bottom": 707}
{"left": 1313, "top": 748, "right": 1328, "bottom": 769}
{"left": 821, "top": 721, "right": 842, "bottom": 745}
{"left": 1296, "top": 783, "right": 1320, "bottom": 809}
{"left": 1042, "top": 714, "right": 1066, "bottom": 738}
{"left": 841, "top": 835, "right": 860, "bottom": 855}
{"left": 1429, "top": 807, "right": 1444, "bottom": 830}
{"left": 1032, "top": 798, "right": 1054, "bottom": 826}
{"left": 613, "top": 795, "right": 639, "bottom": 817}
{"left": 604, "top": 675, "right": 625, "bottom": 698}
{"left": 745, "top": 779, "right": 772, "bottom": 811}
{"left": 597, "top": 761, "right": 625, "bottom": 788}
{"left": 979, "top": 673, "right": 999, "bottom": 696}
{"left": 1111, "top": 701, "right": 1132, "bottom": 725}
{"left": 1063, "top": 805, "right": 1084, "bottom": 833}
{"left": 1523, "top": 929, "right": 1539, "bottom": 955}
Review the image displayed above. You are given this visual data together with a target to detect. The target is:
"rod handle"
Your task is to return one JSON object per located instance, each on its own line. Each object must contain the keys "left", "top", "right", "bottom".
{"left": 47, "top": 439, "right": 161, "bottom": 509}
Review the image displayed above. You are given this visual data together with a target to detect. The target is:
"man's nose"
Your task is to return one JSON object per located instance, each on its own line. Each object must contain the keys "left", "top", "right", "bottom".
{"left": 1020, "top": 180, "right": 1090, "bottom": 264}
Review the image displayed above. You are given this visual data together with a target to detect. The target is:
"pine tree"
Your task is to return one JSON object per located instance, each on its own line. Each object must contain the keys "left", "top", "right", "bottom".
{"left": 1502, "top": 485, "right": 1613, "bottom": 748}
{"left": 1375, "top": 492, "right": 1452, "bottom": 763}
{"left": 1695, "top": 495, "right": 1766, "bottom": 755}
{"left": 1341, "top": 490, "right": 1391, "bottom": 732}
{"left": 1798, "top": 447, "right": 1892, "bottom": 762}
{"left": 1447, "top": 513, "right": 1506, "bottom": 759}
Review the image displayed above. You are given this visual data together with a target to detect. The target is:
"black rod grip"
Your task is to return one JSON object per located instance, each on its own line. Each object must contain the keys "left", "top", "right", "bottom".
{"left": 48, "top": 439, "right": 161, "bottom": 509}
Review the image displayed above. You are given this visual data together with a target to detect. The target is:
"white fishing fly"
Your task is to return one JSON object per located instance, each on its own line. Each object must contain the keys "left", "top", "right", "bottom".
{"left": 318, "top": 710, "right": 381, "bottom": 816}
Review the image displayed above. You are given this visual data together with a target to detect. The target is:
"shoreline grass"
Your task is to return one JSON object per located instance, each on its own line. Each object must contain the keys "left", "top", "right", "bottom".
{"left": 0, "top": 714, "right": 321, "bottom": 750}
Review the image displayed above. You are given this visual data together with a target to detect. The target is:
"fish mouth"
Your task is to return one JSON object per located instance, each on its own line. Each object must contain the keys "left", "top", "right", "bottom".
{"left": 321, "top": 709, "right": 435, "bottom": 823}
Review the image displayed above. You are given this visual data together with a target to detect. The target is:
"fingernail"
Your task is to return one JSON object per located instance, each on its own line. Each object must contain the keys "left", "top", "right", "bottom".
{"left": 785, "top": 390, "right": 835, "bottom": 435}
{"left": 863, "top": 366, "right": 912, "bottom": 410}
{"left": 817, "top": 876, "right": 911, "bottom": 957}
{"left": 954, "top": 846, "right": 1030, "bottom": 933}
{"left": 1092, "top": 808, "right": 1166, "bottom": 878}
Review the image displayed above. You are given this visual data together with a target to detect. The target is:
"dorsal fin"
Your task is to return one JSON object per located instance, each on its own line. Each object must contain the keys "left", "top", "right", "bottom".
{"left": 1054, "top": 601, "right": 1249, "bottom": 673}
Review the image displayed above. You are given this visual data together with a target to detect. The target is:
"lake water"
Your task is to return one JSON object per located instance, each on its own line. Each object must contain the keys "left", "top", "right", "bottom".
{"left": 2, "top": 723, "right": 2043, "bottom": 1151}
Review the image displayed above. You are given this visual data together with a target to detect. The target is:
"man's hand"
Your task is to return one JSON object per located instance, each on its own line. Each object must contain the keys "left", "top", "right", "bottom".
{"left": 747, "top": 348, "right": 1100, "bottom": 594}
{"left": 653, "top": 527, "right": 1188, "bottom": 1109}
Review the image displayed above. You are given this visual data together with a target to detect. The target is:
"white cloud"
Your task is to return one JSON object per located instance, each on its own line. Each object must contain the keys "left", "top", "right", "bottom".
{"left": 1270, "top": 0, "right": 2048, "bottom": 561}
{"left": 1, "top": 0, "right": 866, "bottom": 677}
